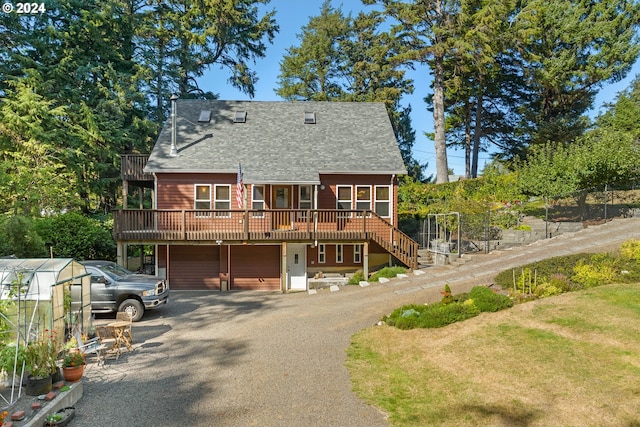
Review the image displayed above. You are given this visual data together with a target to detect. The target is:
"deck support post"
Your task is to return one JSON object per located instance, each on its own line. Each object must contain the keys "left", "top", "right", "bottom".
{"left": 363, "top": 242, "right": 369, "bottom": 280}
{"left": 281, "top": 242, "right": 287, "bottom": 293}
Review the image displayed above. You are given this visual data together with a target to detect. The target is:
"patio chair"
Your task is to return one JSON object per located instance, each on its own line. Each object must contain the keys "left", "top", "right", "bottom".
{"left": 115, "top": 311, "right": 134, "bottom": 344}
{"left": 74, "top": 330, "right": 118, "bottom": 366}
{"left": 94, "top": 326, "right": 121, "bottom": 361}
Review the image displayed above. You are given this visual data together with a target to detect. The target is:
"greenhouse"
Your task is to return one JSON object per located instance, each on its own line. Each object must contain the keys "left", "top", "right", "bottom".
{"left": 0, "top": 258, "right": 91, "bottom": 405}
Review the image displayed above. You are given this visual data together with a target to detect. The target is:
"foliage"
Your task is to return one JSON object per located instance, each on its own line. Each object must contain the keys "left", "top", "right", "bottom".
{"left": 62, "top": 350, "right": 85, "bottom": 368}
{"left": 0, "top": 344, "right": 26, "bottom": 376}
{"left": 348, "top": 270, "right": 365, "bottom": 285}
{"left": 571, "top": 255, "right": 618, "bottom": 288}
{"left": 495, "top": 253, "right": 593, "bottom": 289}
{"left": 35, "top": 212, "right": 116, "bottom": 260}
{"left": 0, "top": 215, "right": 47, "bottom": 258}
{"left": 468, "top": 286, "right": 513, "bottom": 312}
{"left": 25, "top": 330, "right": 59, "bottom": 378}
{"left": 369, "top": 266, "right": 407, "bottom": 282}
{"left": 619, "top": 239, "right": 640, "bottom": 263}
{"left": 383, "top": 285, "right": 512, "bottom": 330}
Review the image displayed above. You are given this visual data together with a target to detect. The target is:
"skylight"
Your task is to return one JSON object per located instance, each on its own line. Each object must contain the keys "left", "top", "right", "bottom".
{"left": 234, "top": 111, "right": 247, "bottom": 123}
{"left": 304, "top": 111, "right": 316, "bottom": 124}
{"left": 198, "top": 110, "right": 212, "bottom": 123}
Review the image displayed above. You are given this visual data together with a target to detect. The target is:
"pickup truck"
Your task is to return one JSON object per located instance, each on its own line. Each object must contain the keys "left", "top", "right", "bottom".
{"left": 80, "top": 260, "right": 169, "bottom": 321}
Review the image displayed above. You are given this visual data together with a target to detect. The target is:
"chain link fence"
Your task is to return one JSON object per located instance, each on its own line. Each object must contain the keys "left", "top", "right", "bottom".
{"left": 400, "top": 184, "right": 640, "bottom": 259}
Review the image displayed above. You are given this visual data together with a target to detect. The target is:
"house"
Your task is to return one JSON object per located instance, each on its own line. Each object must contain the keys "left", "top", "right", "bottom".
{"left": 116, "top": 99, "right": 418, "bottom": 291}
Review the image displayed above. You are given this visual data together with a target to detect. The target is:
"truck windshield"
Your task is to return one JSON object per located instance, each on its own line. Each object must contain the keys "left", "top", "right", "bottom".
{"left": 100, "top": 263, "right": 133, "bottom": 280}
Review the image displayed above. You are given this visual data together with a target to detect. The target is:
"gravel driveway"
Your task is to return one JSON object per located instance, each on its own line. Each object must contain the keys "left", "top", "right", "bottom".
{"left": 71, "top": 217, "right": 640, "bottom": 427}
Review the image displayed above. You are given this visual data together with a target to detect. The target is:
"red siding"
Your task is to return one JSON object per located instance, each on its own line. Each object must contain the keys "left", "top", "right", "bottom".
{"left": 231, "top": 245, "right": 280, "bottom": 291}
{"left": 168, "top": 245, "right": 220, "bottom": 290}
{"left": 156, "top": 173, "right": 235, "bottom": 210}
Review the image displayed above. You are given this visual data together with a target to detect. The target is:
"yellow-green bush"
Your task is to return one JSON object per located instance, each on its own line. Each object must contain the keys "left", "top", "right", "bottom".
{"left": 619, "top": 239, "right": 640, "bottom": 262}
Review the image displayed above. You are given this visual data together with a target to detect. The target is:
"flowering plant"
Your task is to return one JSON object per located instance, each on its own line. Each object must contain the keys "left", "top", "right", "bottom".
{"left": 25, "top": 330, "right": 59, "bottom": 378}
{"left": 62, "top": 350, "right": 85, "bottom": 368}
{"left": 0, "top": 410, "right": 8, "bottom": 423}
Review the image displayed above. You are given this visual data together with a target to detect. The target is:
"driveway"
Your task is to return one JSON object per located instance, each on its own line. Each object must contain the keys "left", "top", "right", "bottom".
{"left": 73, "top": 217, "right": 640, "bottom": 427}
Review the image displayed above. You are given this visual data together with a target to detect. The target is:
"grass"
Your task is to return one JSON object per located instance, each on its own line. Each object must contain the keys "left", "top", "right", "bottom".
{"left": 345, "top": 283, "right": 640, "bottom": 426}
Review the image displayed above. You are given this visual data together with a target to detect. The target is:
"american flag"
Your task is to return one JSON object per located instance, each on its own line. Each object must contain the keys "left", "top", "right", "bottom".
{"left": 236, "top": 162, "right": 244, "bottom": 209}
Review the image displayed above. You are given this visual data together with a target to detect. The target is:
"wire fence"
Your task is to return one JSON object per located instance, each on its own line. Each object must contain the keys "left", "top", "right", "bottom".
{"left": 400, "top": 184, "right": 640, "bottom": 257}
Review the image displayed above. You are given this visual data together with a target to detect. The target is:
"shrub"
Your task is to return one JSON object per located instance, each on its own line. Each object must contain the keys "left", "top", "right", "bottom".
{"left": 369, "top": 266, "right": 407, "bottom": 282}
{"left": 348, "top": 270, "right": 365, "bottom": 285}
{"left": 571, "top": 257, "right": 618, "bottom": 288}
{"left": 468, "top": 286, "right": 513, "bottom": 312}
{"left": 619, "top": 239, "right": 640, "bottom": 263}
{"left": 494, "top": 254, "right": 593, "bottom": 290}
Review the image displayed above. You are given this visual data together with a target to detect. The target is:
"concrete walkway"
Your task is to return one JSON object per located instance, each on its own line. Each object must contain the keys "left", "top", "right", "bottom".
{"left": 70, "top": 217, "right": 640, "bottom": 427}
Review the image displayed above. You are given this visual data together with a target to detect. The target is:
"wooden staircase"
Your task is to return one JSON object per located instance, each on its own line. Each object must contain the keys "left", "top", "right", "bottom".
{"left": 368, "top": 213, "right": 419, "bottom": 269}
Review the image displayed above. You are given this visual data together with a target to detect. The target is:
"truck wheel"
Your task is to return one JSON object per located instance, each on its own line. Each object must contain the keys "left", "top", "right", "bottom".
{"left": 119, "top": 299, "right": 144, "bottom": 322}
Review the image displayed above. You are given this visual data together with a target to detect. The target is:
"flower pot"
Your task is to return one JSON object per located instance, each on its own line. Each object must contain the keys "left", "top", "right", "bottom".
{"left": 25, "top": 374, "right": 52, "bottom": 396}
{"left": 62, "top": 365, "right": 85, "bottom": 382}
{"left": 52, "top": 366, "right": 63, "bottom": 383}
{"left": 44, "top": 406, "right": 75, "bottom": 427}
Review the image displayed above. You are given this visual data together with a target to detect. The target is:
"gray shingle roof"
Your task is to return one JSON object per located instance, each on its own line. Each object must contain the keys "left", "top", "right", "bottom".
{"left": 145, "top": 100, "right": 407, "bottom": 183}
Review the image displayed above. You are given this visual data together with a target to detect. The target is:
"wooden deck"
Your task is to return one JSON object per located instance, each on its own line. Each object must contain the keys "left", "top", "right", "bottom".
{"left": 114, "top": 209, "right": 418, "bottom": 268}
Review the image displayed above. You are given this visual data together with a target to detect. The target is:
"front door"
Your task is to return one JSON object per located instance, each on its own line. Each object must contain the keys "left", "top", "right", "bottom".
{"left": 272, "top": 185, "right": 292, "bottom": 229}
{"left": 287, "top": 243, "right": 307, "bottom": 290}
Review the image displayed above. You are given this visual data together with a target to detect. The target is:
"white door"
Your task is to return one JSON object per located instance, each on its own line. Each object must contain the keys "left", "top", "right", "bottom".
{"left": 287, "top": 244, "right": 307, "bottom": 290}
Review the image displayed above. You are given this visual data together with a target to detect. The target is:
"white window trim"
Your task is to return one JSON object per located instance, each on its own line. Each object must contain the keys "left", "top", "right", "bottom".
{"left": 336, "top": 244, "right": 343, "bottom": 263}
{"left": 354, "top": 244, "right": 361, "bottom": 263}
{"left": 252, "top": 184, "right": 265, "bottom": 218}
{"left": 214, "top": 184, "right": 231, "bottom": 218}
{"left": 194, "top": 184, "right": 212, "bottom": 217}
{"left": 318, "top": 244, "right": 326, "bottom": 264}
{"left": 356, "top": 185, "right": 372, "bottom": 217}
{"left": 337, "top": 185, "right": 352, "bottom": 217}
{"left": 374, "top": 185, "right": 391, "bottom": 218}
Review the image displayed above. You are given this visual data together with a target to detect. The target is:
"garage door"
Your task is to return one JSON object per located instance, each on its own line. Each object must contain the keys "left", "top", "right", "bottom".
{"left": 231, "top": 245, "right": 280, "bottom": 291}
{"left": 169, "top": 245, "right": 220, "bottom": 290}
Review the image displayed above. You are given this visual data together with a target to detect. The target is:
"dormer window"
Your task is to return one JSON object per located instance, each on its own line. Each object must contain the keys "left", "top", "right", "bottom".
{"left": 304, "top": 111, "right": 316, "bottom": 124}
{"left": 198, "top": 110, "right": 212, "bottom": 123}
{"left": 234, "top": 111, "right": 247, "bottom": 123}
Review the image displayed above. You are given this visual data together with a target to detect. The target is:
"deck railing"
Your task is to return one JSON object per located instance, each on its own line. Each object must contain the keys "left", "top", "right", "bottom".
{"left": 121, "top": 154, "right": 153, "bottom": 181}
{"left": 114, "top": 209, "right": 418, "bottom": 268}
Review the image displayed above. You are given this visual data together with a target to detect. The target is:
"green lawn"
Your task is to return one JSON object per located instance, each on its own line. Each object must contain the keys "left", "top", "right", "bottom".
{"left": 346, "top": 283, "right": 640, "bottom": 427}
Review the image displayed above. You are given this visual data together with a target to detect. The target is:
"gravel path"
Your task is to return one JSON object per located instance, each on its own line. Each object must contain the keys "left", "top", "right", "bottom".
{"left": 68, "top": 217, "right": 640, "bottom": 427}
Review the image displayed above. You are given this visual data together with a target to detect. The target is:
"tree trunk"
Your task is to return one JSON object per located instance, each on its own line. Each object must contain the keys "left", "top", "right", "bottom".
{"left": 464, "top": 101, "right": 471, "bottom": 179}
{"left": 433, "top": 52, "right": 449, "bottom": 184}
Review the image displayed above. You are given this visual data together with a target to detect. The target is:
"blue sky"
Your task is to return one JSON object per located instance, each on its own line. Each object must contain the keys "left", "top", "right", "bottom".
{"left": 200, "top": 0, "right": 640, "bottom": 179}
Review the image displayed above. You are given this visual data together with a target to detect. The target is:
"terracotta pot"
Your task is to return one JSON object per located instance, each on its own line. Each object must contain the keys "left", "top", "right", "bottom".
{"left": 62, "top": 365, "right": 85, "bottom": 382}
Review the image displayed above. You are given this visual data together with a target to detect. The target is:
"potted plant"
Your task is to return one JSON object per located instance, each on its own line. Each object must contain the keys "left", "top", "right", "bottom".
{"left": 24, "top": 332, "right": 58, "bottom": 395}
{"left": 61, "top": 350, "right": 85, "bottom": 382}
{"left": 44, "top": 407, "right": 76, "bottom": 427}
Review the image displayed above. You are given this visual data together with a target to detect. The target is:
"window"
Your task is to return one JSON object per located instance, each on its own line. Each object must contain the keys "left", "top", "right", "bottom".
{"left": 354, "top": 244, "right": 361, "bottom": 263}
{"left": 356, "top": 185, "right": 371, "bottom": 216}
{"left": 298, "top": 185, "right": 312, "bottom": 219}
{"left": 318, "top": 244, "right": 325, "bottom": 263}
{"left": 234, "top": 111, "right": 247, "bottom": 123}
{"left": 337, "top": 185, "right": 352, "bottom": 217}
{"left": 299, "top": 186, "right": 312, "bottom": 209}
{"left": 195, "top": 185, "right": 211, "bottom": 217}
{"left": 375, "top": 186, "right": 391, "bottom": 218}
{"left": 304, "top": 111, "right": 316, "bottom": 124}
{"left": 198, "top": 110, "right": 211, "bottom": 122}
{"left": 252, "top": 185, "right": 265, "bottom": 217}
{"left": 214, "top": 185, "right": 231, "bottom": 217}
{"left": 336, "top": 244, "right": 343, "bottom": 263}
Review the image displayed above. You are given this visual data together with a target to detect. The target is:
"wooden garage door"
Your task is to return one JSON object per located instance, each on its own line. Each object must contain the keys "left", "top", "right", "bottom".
{"left": 231, "top": 245, "right": 280, "bottom": 291}
{"left": 169, "top": 245, "right": 220, "bottom": 290}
